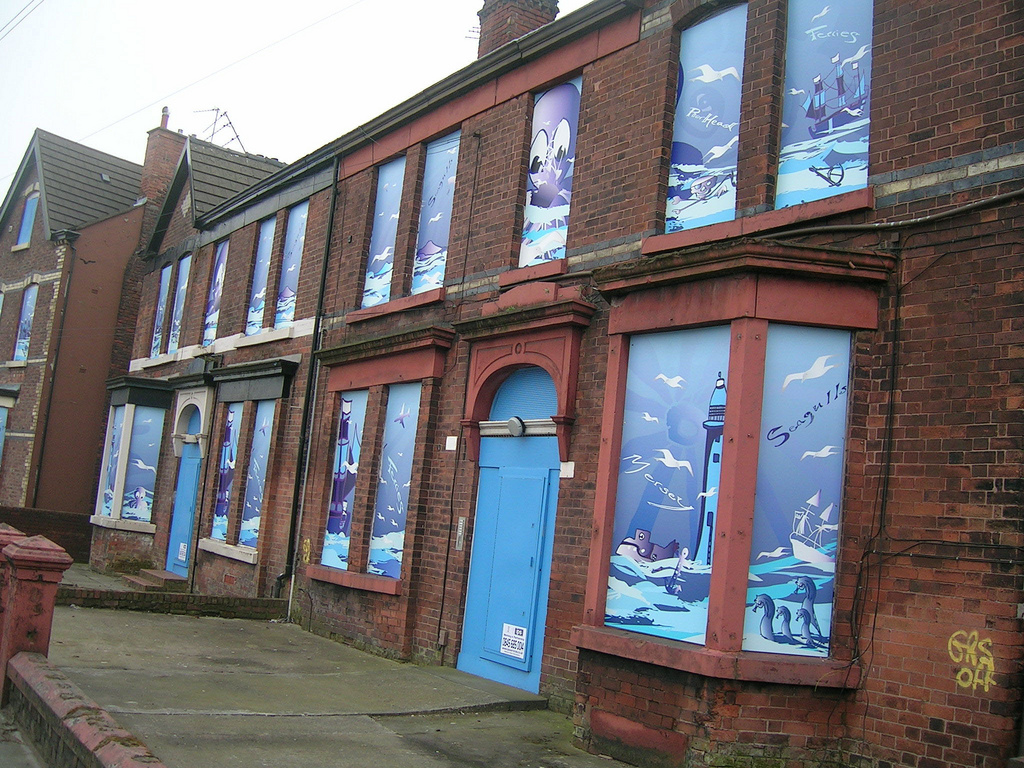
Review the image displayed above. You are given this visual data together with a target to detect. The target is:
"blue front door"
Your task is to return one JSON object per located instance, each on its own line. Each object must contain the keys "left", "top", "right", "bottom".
{"left": 458, "top": 367, "right": 561, "bottom": 693}
{"left": 165, "top": 409, "right": 202, "bottom": 577}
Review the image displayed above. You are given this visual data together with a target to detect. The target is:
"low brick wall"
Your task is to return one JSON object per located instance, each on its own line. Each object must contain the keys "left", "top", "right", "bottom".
{"left": 56, "top": 587, "right": 288, "bottom": 620}
{"left": 6, "top": 652, "right": 167, "bottom": 768}
{"left": 0, "top": 507, "right": 90, "bottom": 562}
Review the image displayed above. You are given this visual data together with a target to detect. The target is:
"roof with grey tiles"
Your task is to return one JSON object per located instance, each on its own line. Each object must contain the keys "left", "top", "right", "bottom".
{"left": 0, "top": 129, "right": 143, "bottom": 237}
{"left": 145, "top": 137, "right": 286, "bottom": 254}
{"left": 186, "top": 137, "right": 286, "bottom": 218}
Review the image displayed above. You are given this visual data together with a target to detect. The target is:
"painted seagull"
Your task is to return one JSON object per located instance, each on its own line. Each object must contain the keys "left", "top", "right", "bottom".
{"left": 653, "top": 449, "right": 693, "bottom": 475}
{"left": 782, "top": 355, "right": 836, "bottom": 390}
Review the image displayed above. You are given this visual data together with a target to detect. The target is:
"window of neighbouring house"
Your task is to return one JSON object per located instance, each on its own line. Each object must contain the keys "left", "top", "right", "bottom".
{"left": 412, "top": 132, "right": 460, "bottom": 295}
{"left": 211, "top": 401, "right": 243, "bottom": 541}
{"left": 238, "top": 399, "right": 276, "bottom": 548}
{"left": 0, "top": 406, "right": 8, "bottom": 468}
{"left": 167, "top": 254, "right": 191, "bottom": 354}
{"left": 12, "top": 284, "right": 37, "bottom": 361}
{"left": 665, "top": 4, "right": 747, "bottom": 233}
{"left": 605, "top": 321, "right": 852, "bottom": 659}
{"left": 275, "top": 200, "right": 309, "bottom": 328}
{"left": 775, "top": 0, "right": 872, "bottom": 208}
{"left": 15, "top": 192, "right": 39, "bottom": 247}
{"left": 150, "top": 264, "right": 172, "bottom": 357}
{"left": 320, "top": 390, "right": 369, "bottom": 570}
{"left": 362, "top": 158, "right": 406, "bottom": 308}
{"left": 520, "top": 76, "right": 581, "bottom": 267}
{"left": 247, "top": 217, "right": 276, "bottom": 335}
{"left": 203, "top": 240, "right": 229, "bottom": 346}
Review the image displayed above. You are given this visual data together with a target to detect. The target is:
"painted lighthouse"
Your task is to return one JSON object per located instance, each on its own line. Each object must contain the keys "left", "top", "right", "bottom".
{"left": 694, "top": 372, "right": 726, "bottom": 565}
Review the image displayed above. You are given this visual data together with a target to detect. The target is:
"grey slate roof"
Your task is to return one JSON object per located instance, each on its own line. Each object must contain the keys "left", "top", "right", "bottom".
{"left": 146, "top": 137, "right": 285, "bottom": 255}
{"left": 0, "top": 129, "right": 143, "bottom": 237}
{"left": 187, "top": 137, "right": 286, "bottom": 219}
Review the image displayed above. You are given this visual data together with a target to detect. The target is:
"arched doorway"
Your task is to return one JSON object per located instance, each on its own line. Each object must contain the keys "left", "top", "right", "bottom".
{"left": 457, "top": 367, "right": 561, "bottom": 693}
{"left": 165, "top": 405, "right": 202, "bottom": 577}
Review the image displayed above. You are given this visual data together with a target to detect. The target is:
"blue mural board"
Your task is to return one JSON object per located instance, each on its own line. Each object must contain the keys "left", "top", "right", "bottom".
{"left": 362, "top": 158, "right": 406, "bottom": 308}
{"left": 412, "top": 132, "right": 460, "bottom": 295}
{"left": 321, "top": 390, "right": 369, "bottom": 570}
{"left": 99, "top": 406, "right": 125, "bottom": 517}
{"left": 776, "top": 0, "right": 872, "bottom": 208}
{"left": 247, "top": 219, "right": 276, "bottom": 335}
{"left": 212, "top": 402, "right": 243, "bottom": 541}
{"left": 606, "top": 326, "right": 732, "bottom": 645}
{"left": 203, "top": 241, "right": 229, "bottom": 346}
{"left": 520, "top": 77, "right": 581, "bottom": 267}
{"left": 367, "top": 382, "right": 421, "bottom": 578}
{"left": 742, "top": 324, "right": 851, "bottom": 656}
{"left": 275, "top": 201, "right": 308, "bottom": 328}
{"left": 121, "top": 406, "right": 165, "bottom": 523}
{"left": 239, "top": 400, "right": 275, "bottom": 548}
{"left": 666, "top": 4, "right": 747, "bottom": 232}
{"left": 168, "top": 254, "right": 191, "bottom": 354}
{"left": 151, "top": 265, "right": 171, "bottom": 357}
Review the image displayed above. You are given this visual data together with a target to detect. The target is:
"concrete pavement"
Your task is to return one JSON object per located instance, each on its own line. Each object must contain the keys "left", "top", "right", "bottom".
{"left": 45, "top": 605, "right": 628, "bottom": 768}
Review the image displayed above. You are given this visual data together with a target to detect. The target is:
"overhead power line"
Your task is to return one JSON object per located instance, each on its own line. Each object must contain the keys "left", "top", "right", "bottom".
{"left": 79, "top": 0, "right": 371, "bottom": 144}
{"left": 0, "top": 0, "right": 45, "bottom": 44}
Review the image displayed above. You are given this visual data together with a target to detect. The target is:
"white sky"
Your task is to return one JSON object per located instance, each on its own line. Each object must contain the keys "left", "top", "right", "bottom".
{"left": 0, "top": 0, "right": 593, "bottom": 200}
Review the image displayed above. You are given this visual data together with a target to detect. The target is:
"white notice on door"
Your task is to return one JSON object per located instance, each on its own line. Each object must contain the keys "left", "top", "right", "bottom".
{"left": 500, "top": 623, "right": 527, "bottom": 660}
{"left": 178, "top": 542, "right": 187, "bottom": 561}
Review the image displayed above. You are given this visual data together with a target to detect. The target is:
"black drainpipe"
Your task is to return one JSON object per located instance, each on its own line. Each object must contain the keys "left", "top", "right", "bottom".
{"left": 274, "top": 155, "right": 341, "bottom": 598}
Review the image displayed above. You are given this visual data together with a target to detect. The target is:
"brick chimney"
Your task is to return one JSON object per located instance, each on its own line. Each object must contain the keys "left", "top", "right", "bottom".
{"left": 138, "top": 106, "right": 187, "bottom": 249}
{"left": 478, "top": 0, "right": 559, "bottom": 57}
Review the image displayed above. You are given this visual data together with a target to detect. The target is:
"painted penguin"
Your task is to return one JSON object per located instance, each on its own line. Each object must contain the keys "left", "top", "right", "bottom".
{"left": 775, "top": 605, "right": 797, "bottom": 643}
{"left": 794, "top": 576, "right": 823, "bottom": 637}
{"left": 752, "top": 594, "right": 776, "bottom": 641}
{"left": 796, "top": 608, "right": 824, "bottom": 649}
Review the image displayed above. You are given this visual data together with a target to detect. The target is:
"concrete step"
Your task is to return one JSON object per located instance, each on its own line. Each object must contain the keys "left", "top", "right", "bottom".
{"left": 122, "top": 570, "right": 188, "bottom": 593}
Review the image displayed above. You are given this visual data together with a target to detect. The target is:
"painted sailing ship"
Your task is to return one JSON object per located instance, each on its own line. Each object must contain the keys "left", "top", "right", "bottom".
{"left": 804, "top": 55, "right": 867, "bottom": 140}
{"left": 790, "top": 490, "right": 838, "bottom": 565}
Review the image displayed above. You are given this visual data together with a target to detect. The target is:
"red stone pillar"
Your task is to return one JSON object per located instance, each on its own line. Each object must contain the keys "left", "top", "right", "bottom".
{"left": 0, "top": 535, "right": 72, "bottom": 701}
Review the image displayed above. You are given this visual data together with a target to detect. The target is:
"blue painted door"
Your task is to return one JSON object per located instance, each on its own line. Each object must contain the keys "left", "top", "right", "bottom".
{"left": 165, "top": 409, "right": 202, "bottom": 577}
{"left": 458, "top": 367, "right": 561, "bottom": 693}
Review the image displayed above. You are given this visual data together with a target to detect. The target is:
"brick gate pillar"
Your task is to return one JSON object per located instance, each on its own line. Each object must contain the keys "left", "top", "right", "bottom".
{"left": 0, "top": 535, "right": 73, "bottom": 701}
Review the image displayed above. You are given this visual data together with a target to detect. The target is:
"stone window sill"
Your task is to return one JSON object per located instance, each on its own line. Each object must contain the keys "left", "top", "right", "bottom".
{"left": 197, "top": 537, "right": 258, "bottom": 564}
{"left": 498, "top": 258, "right": 568, "bottom": 288}
{"left": 642, "top": 187, "right": 874, "bottom": 256}
{"left": 572, "top": 624, "right": 859, "bottom": 689}
{"left": 305, "top": 564, "right": 402, "bottom": 595}
{"left": 89, "top": 515, "right": 156, "bottom": 535}
{"left": 346, "top": 288, "right": 445, "bottom": 324}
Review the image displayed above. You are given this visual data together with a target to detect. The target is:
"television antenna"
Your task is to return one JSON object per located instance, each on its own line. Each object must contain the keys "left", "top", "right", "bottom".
{"left": 194, "top": 108, "right": 247, "bottom": 153}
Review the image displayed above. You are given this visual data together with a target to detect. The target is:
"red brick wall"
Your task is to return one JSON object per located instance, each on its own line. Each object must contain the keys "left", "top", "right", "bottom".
{"left": 110, "top": 1, "right": 1024, "bottom": 766}
{"left": 139, "top": 127, "right": 186, "bottom": 248}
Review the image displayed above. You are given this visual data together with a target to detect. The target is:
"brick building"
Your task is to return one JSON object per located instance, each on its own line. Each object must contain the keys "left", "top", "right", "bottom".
{"left": 0, "top": 130, "right": 145, "bottom": 524}
{"left": 92, "top": 1, "right": 1022, "bottom": 766}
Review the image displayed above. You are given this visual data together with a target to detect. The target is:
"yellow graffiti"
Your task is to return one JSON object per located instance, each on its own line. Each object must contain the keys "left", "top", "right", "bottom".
{"left": 948, "top": 630, "right": 996, "bottom": 692}
{"left": 301, "top": 538, "right": 312, "bottom": 565}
